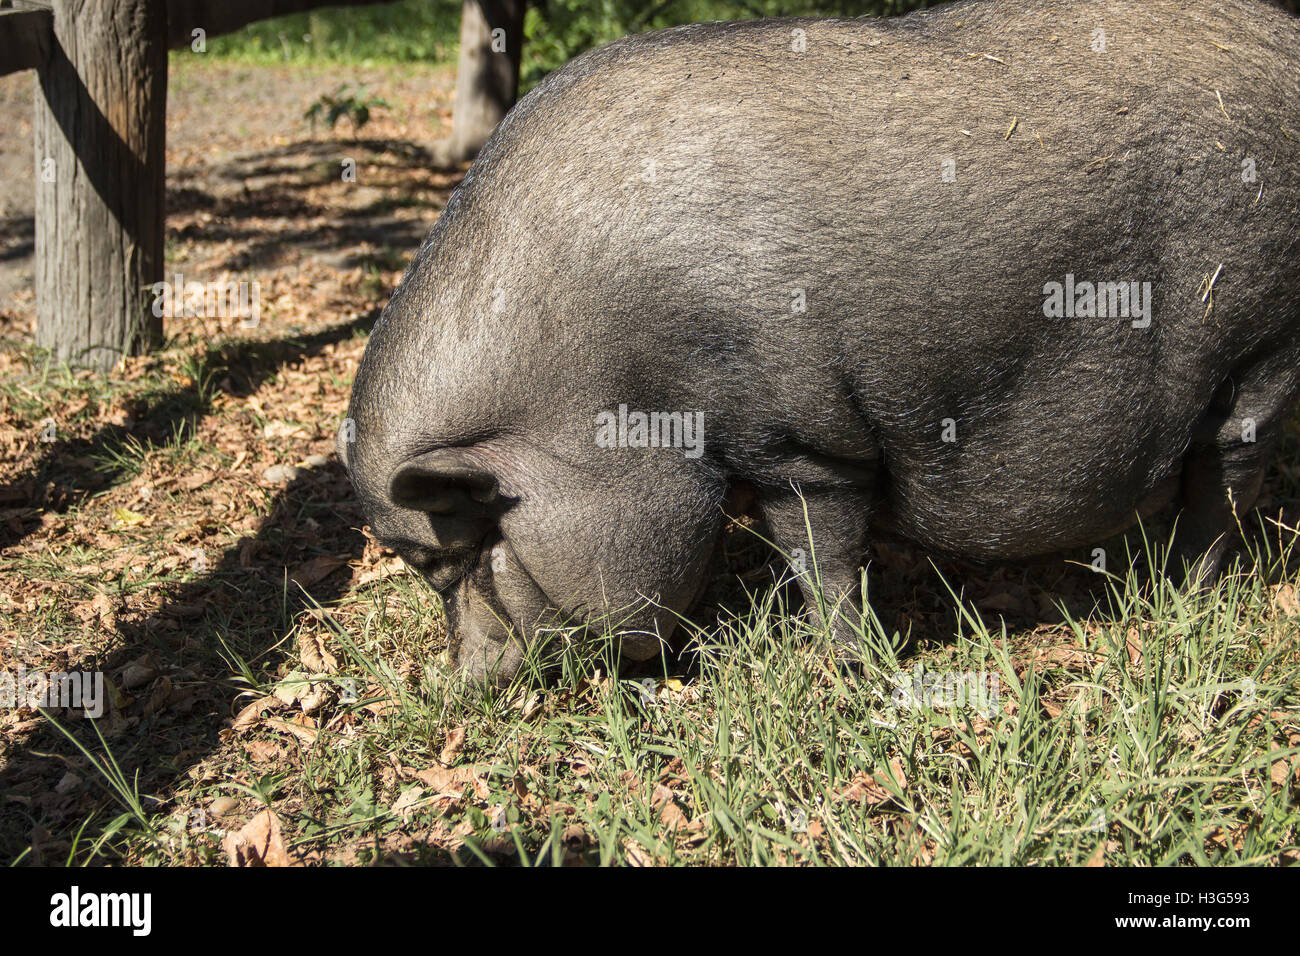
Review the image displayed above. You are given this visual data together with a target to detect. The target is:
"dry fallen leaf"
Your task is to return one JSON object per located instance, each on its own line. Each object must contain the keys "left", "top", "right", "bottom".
{"left": 119, "top": 660, "right": 157, "bottom": 691}
{"left": 888, "top": 756, "right": 909, "bottom": 790}
{"left": 839, "top": 773, "right": 890, "bottom": 805}
{"left": 391, "top": 786, "right": 425, "bottom": 822}
{"left": 838, "top": 761, "right": 907, "bottom": 807}
{"left": 263, "top": 420, "right": 308, "bottom": 440}
{"left": 1271, "top": 754, "right": 1297, "bottom": 789}
{"left": 1125, "top": 627, "right": 1144, "bottom": 667}
{"left": 623, "top": 839, "right": 653, "bottom": 867}
{"left": 297, "top": 683, "right": 332, "bottom": 716}
{"left": 88, "top": 591, "right": 115, "bottom": 623}
{"left": 660, "top": 800, "right": 689, "bottom": 831}
{"left": 222, "top": 808, "right": 297, "bottom": 867}
{"left": 1273, "top": 584, "right": 1300, "bottom": 617}
{"left": 179, "top": 470, "right": 217, "bottom": 492}
{"left": 298, "top": 631, "right": 339, "bottom": 674}
{"left": 264, "top": 717, "right": 319, "bottom": 746}
{"left": 361, "top": 686, "right": 399, "bottom": 717}
{"left": 289, "top": 555, "right": 350, "bottom": 589}
{"left": 272, "top": 672, "right": 312, "bottom": 707}
{"left": 439, "top": 726, "right": 466, "bottom": 766}
{"left": 231, "top": 694, "right": 278, "bottom": 734}
{"left": 618, "top": 769, "right": 641, "bottom": 795}
{"left": 517, "top": 692, "right": 543, "bottom": 721}
{"left": 245, "top": 739, "right": 282, "bottom": 764}
{"left": 415, "top": 764, "right": 491, "bottom": 800}
{"left": 350, "top": 558, "right": 404, "bottom": 588}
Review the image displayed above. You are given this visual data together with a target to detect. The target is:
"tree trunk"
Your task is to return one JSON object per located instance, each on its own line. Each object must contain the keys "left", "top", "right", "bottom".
{"left": 435, "top": 0, "right": 525, "bottom": 166}
{"left": 34, "top": 0, "right": 167, "bottom": 370}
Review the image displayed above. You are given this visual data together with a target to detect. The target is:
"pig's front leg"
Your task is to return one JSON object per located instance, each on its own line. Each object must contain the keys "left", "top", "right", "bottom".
{"left": 1174, "top": 352, "right": 1300, "bottom": 587}
{"left": 1175, "top": 437, "right": 1268, "bottom": 588}
{"left": 756, "top": 483, "right": 873, "bottom": 654}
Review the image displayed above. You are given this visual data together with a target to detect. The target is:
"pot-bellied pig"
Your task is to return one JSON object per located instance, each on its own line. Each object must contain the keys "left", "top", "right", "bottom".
{"left": 342, "top": 0, "right": 1300, "bottom": 683}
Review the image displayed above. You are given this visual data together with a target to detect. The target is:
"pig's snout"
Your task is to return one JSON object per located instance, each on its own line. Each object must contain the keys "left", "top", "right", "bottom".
{"left": 443, "top": 537, "right": 552, "bottom": 686}
{"left": 444, "top": 557, "right": 527, "bottom": 686}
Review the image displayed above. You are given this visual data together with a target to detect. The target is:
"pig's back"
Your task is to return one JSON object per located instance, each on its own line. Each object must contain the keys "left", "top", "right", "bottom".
{"left": 460, "top": 0, "right": 1300, "bottom": 557}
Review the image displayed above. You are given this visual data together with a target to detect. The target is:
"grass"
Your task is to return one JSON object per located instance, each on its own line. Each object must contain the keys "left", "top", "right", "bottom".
{"left": 335, "top": 536, "right": 1298, "bottom": 865}
{"left": 1, "top": 30, "right": 1295, "bottom": 862}
{"left": 194, "top": 1, "right": 465, "bottom": 65}
{"left": 0, "top": 323, "right": 1297, "bottom": 866}
{"left": 31, "top": 499, "right": 1298, "bottom": 866}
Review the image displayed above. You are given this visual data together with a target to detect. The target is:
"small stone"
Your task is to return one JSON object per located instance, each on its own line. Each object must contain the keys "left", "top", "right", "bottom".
{"left": 120, "top": 662, "right": 157, "bottom": 690}
{"left": 262, "top": 463, "right": 301, "bottom": 483}
{"left": 209, "top": 796, "right": 239, "bottom": 817}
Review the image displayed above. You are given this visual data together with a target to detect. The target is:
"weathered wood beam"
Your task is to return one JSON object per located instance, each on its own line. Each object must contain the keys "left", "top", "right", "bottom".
{"left": 3, "top": 0, "right": 408, "bottom": 75}
{"left": 0, "top": 7, "right": 53, "bottom": 75}
{"left": 167, "top": 0, "right": 404, "bottom": 50}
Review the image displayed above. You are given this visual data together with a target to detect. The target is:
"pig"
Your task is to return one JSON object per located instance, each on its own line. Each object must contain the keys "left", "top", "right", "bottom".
{"left": 341, "top": 0, "right": 1300, "bottom": 685}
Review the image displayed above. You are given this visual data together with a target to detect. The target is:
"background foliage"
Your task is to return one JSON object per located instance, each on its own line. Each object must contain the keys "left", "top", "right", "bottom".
{"left": 205, "top": 0, "right": 940, "bottom": 88}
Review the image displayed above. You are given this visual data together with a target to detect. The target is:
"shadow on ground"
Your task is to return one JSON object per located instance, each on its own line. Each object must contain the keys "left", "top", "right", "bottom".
{"left": 6, "top": 379, "right": 1300, "bottom": 864}
{"left": 167, "top": 139, "right": 455, "bottom": 273}
{"left": 0, "top": 315, "right": 375, "bottom": 554}
{"left": 0, "top": 313, "right": 389, "bottom": 863}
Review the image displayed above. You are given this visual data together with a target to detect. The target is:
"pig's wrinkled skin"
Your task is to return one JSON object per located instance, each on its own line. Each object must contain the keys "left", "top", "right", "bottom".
{"left": 342, "top": 0, "right": 1300, "bottom": 685}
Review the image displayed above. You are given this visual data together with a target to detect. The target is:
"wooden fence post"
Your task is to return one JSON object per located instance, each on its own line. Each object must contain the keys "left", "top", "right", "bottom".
{"left": 33, "top": 0, "right": 167, "bottom": 369}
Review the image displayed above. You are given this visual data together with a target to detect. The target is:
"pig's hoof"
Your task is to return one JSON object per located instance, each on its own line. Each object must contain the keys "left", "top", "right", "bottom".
{"left": 617, "top": 632, "right": 667, "bottom": 663}
{"left": 1170, "top": 538, "right": 1230, "bottom": 592}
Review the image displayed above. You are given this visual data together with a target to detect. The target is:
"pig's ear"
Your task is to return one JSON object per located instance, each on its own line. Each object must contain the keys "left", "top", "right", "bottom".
{"left": 389, "top": 450, "right": 499, "bottom": 514}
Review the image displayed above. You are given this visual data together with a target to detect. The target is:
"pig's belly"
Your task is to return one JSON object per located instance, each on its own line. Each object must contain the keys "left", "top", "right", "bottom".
{"left": 875, "top": 460, "right": 1185, "bottom": 562}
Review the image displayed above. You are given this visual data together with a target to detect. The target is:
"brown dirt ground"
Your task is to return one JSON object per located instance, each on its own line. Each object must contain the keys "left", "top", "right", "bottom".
{"left": 0, "top": 58, "right": 467, "bottom": 864}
